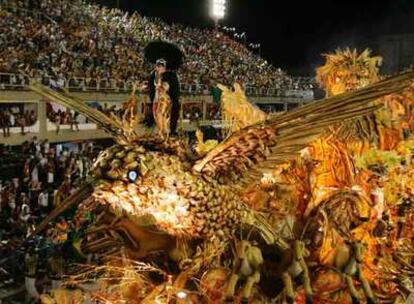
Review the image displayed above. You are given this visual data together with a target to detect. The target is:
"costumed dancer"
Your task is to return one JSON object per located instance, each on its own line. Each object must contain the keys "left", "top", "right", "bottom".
{"left": 143, "top": 41, "right": 183, "bottom": 138}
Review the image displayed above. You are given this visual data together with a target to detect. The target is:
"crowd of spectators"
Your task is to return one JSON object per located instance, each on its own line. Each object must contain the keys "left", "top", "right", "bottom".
{"left": 0, "top": 106, "right": 37, "bottom": 136}
{"left": 0, "top": 102, "right": 129, "bottom": 138}
{"left": 46, "top": 107, "right": 81, "bottom": 134}
{"left": 0, "top": 0, "right": 314, "bottom": 93}
{"left": 0, "top": 100, "right": 293, "bottom": 139}
{"left": 0, "top": 138, "right": 101, "bottom": 294}
{"left": 0, "top": 138, "right": 98, "bottom": 264}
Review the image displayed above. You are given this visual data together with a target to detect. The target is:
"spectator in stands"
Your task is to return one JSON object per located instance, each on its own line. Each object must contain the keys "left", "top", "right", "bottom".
{"left": 30, "top": 160, "right": 39, "bottom": 183}
{"left": 47, "top": 159, "right": 55, "bottom": 186}
{"left": 55, "top": 112, "right": 61, "bottom": 134}
{"left": 37, "top": 189, "right": 49, "bottom": 215}
{"left": 0, "top": 111, "right": 11, "bottom": 137}
{"left": 19, "top": 114, "right": 27, "bottom": 135}
{"left": 43, "top": 139, "right": 50, "bottom": 154}
{"left": 19, "top": 194, "right": 31, "bottom": 223}
{"left": 70, "top": 111, "right": 80, "bottom": 131}
{"left": 29, "top": 110, "right": 36, "bottom": 125}
{"left": 8, "top": 111, "right": 15, "bottom": 129}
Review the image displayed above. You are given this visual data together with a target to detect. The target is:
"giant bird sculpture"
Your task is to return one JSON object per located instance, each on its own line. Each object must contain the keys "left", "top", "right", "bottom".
{"left": 29, "top": 70, "right": 414, "bottom": 302}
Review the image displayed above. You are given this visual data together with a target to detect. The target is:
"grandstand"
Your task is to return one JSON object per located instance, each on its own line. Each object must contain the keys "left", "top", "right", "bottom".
{"left": 0, "top": 0, "right": 317, "bottom": 145}
{"left": 0, "top": 0, "right": 315, "bottom": 93}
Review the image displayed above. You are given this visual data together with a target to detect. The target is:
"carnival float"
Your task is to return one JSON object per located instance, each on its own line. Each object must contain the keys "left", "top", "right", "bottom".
{"left": 25, "top": 47, "right": 414, "bottom": 304}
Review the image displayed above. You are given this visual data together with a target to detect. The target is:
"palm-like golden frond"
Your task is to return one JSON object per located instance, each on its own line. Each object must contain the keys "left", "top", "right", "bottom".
{"left": 109, "top": 84, "right": 142, "bottom": 142}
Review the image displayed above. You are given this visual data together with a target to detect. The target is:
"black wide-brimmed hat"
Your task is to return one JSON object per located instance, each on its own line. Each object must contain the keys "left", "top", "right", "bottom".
{"left": 144, "top": 40, "right": 184, "bottom": 70}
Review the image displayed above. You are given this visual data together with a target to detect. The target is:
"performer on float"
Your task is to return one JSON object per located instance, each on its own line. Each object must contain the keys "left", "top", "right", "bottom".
{"left": 143, "top": 41, "right": 183, "bottom": 137}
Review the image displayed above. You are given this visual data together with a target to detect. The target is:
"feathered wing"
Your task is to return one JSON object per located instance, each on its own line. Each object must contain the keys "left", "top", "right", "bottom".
{"left": 193, "top": 70, "right": 414, "bottom": 180}
{"left": 29, "top": 83, "right": 134, "bottom": 142}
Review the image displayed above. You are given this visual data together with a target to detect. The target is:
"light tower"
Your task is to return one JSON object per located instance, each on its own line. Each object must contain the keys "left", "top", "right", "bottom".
{"left": 210, "top": 0, "right": 227, "bottom": 28}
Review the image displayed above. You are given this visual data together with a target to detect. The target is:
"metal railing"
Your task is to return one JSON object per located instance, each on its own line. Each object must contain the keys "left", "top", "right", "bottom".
{"left": 0, "top": 73, "right": 315, "bottom": 98}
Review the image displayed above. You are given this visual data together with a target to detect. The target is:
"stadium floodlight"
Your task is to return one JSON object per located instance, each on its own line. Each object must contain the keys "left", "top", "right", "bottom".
{"left": 211, "top": 0, "right": 227, "bottom": 26}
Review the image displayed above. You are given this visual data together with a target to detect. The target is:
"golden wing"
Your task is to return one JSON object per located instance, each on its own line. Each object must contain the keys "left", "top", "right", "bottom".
{"left": 29, "top": 82, "right": 137, "bottom": 143}
{"left": 193, "top": 70, "right": 414, "bottom": 180}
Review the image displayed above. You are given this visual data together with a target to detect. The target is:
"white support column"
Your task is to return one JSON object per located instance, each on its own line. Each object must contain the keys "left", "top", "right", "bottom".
{"left": 38, "top": 99, "right": 47, "bottom": 140}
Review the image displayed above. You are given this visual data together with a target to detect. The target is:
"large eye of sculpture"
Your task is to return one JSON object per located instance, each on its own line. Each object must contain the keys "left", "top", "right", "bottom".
{"left": 127, "top": 169, "right": 139, "bottom": 182}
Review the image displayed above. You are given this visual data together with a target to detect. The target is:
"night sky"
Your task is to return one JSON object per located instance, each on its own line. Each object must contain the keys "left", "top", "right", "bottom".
{"left": 99, "top": 0, "right": 414, "bottom": 76}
